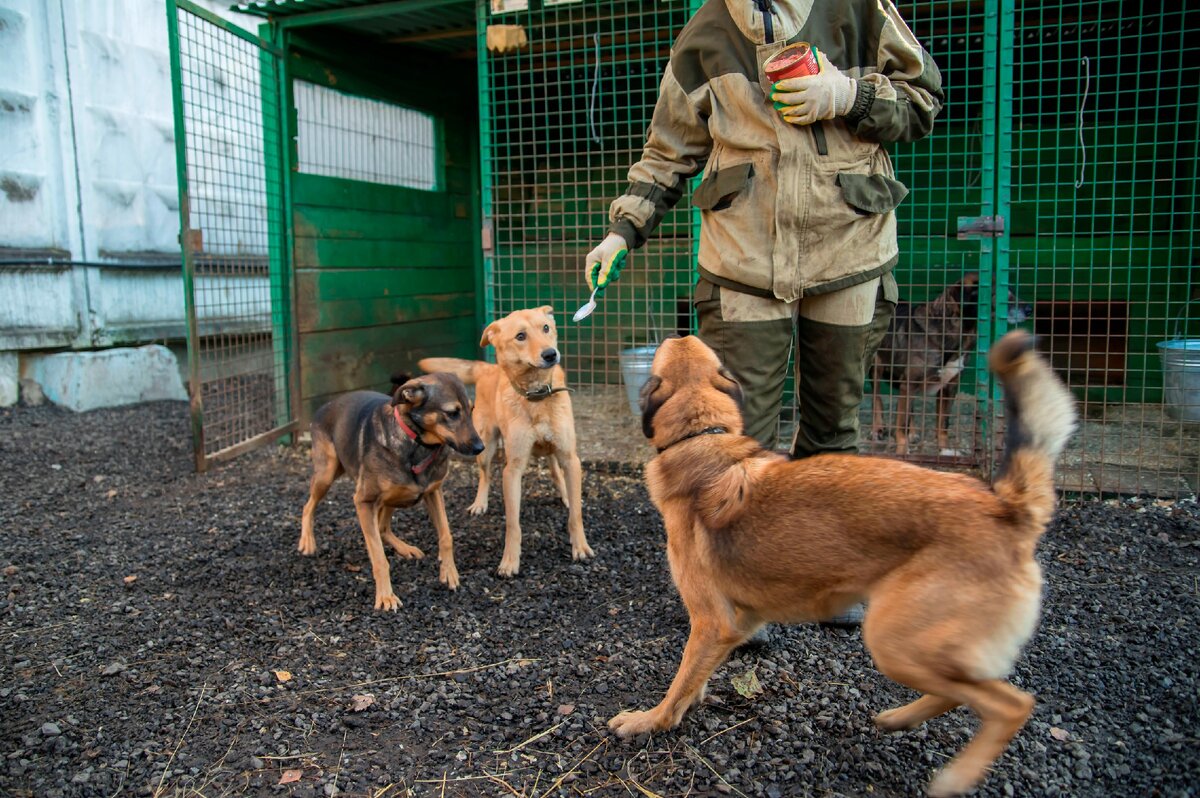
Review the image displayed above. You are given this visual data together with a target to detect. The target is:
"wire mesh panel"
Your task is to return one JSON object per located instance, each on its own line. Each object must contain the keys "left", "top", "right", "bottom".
{"left": 1008, "top": 1, "right": 1200, "bottom": 497}
{"left": 168, "top": 0, "right": 294, "bottom": 470}
{"left": 479, "top": 0, "right": 698, "bottom": 407}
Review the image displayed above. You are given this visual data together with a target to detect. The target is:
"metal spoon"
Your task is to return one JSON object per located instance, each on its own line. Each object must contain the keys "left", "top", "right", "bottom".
{"left": 573, "top": 287, "right": 599, "bottom": 322}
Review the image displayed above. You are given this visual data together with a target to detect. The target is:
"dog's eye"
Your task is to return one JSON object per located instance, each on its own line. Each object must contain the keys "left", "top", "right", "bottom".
{"left": 543, "top": 324, "right": 550, "bottom": 333}
{"left": 446, "top": 409, "right": 460, "bottom": 420}
{"left": 516, "top": 332, "right": 527, "bottom": 341}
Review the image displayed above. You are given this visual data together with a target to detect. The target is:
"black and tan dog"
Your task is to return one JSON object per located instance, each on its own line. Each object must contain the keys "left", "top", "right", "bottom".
{"left": 611, "top": 332, "right": 1076, "bottom": 798}
{"left": 421, "top": 306, "right": 593, "bottom": 577}
{"left": 871, "top": 272, "right": 1033, "bottom": 455}
{"left": 298, "top": 373, "right": 484, "bottom": 611}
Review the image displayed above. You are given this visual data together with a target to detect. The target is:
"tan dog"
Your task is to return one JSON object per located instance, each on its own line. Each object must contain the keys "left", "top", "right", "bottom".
{"left": 610, "top": 332, "right": 1076, "bottom": 798}
{"left": 420, "top": 306, "right": 594, "bottom": 576}
{"left": 299, "top": 373, "right": 484, "bottom": 611}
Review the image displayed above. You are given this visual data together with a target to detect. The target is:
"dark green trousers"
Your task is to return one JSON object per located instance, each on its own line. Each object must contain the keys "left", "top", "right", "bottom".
{"left": 695, "top": 277, "right": 896, "bottom": 458}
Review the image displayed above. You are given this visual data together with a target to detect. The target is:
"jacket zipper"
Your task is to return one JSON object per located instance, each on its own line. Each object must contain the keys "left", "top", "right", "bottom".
{"left": 754, "top": 0, "right": 774, "bottom": 43}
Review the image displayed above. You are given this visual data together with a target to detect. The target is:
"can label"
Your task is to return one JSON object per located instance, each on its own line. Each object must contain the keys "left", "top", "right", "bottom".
{"left": 764, "top": 42, "right": 819, "bottom": 82}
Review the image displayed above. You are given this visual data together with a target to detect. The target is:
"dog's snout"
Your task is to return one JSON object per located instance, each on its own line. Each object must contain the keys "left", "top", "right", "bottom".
{"left": 540, "top": 348, "right": 559, "bottom": 366}
{"left": 469, "top": 438, "right": 485, "bottom": 456}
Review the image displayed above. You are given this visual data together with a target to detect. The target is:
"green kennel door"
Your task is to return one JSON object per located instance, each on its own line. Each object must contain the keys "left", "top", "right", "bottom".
{"left": 287, "top": 41, "right": 480, "bottom": 421}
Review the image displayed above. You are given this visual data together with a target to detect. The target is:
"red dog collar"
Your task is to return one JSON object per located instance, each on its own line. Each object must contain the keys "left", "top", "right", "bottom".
{"left": 393, "top": 405, "right": 441, "bottom": 474}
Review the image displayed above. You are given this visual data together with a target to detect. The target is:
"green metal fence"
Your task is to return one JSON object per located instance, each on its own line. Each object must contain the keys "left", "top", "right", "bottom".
{"left": 168, "top": 0, "right": 296, "bottom": 470}
{"left": 478, "top": 0, "right": 1200, "bottom": 497}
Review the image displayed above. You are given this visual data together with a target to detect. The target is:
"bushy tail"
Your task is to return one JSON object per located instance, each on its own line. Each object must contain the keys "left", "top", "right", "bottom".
{"left": 418, "top": 357, "right": 487, "bottom": 385}
{"left": 988, "top": 330, "right": 1078, "bottom": 534}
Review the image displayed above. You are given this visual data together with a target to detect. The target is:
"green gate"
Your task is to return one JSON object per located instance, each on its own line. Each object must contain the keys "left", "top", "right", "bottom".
{"left": 167, "top": 0, "right": 296, "bottom": 471}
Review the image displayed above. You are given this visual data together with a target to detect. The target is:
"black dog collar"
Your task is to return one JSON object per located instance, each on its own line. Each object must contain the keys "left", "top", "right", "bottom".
{"left": 656, "top": 426, "right": 729, "bottom": 453}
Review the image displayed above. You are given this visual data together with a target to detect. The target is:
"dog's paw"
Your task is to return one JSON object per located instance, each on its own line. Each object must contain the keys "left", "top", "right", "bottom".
{"left": 608, "top": 710, "right": 663, "bottom": 739}
{"left": 938, "top": 448, "right": 965, "bottom": 458}
{"left": 867, "top": 428, "right": 888, "bottom": 442}
{"left": 297, "top": 535, "right": 317, "bottom": 556}
{"left": 374, "top": 592, "right": 401, "bottom": 612}
{"left": 572, "top": 541, "right": 596, "bottom": 561}
{"left": 467, "top": 500, "right": 488, "bottom": 516}
{"left": 496, "top": 557, "right": 520, "bottom": 578}
{"left": 927, "top": 764, "right": 978, "bottom": 798}
{"left": 874, "top": 707, "right": 917, "bottom": 731}
{"left": 393, "top": 542, "right": 425, "bottom": 560}
{"left": 440, "top": 562, "right": 460, "bottom": 591}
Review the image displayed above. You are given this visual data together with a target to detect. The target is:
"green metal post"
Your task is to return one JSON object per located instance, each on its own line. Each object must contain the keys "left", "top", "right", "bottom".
{"left": 976, "top": 0, "right": 1001, "bottom": 475}
{"left": 166, "top": 0, "right": 206, "bottom": 472}
{"left": 475, "top": 0, "right": 495, "bottom": 350}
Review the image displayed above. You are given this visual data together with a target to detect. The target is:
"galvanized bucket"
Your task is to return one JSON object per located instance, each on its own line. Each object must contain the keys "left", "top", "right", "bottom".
{"left": 619, "top": 345, "right": 658, "bottom": 417}
{"left": 1157, "top": 339, "right": 1200, "bottom": 423}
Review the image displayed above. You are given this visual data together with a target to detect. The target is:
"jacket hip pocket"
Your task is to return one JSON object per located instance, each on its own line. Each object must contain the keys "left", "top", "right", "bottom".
{"left": 835, "top": 172, "right": 909, "bottom": 215}
{"left": 693, "top": 162, "right": 754, "bottom": 211}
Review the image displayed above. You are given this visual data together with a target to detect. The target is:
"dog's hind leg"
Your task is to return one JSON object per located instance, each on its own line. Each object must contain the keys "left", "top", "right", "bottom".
{"left": 927, "top": 680, "right": 1034, "bottom": 797}
{"left": 299, "top": 433, "right": 342, "bottom": 556}
{"left": 870, "top": 356, "right": 887, "bottom": 442}
{"left": 423, "top": 487, "right": 460, "bottom": 589}
{"left": 548, "top": 457, "right": 569, "bottom": 508}
{"left": 467, "top": 426, "right": 499, "bottom": 516}
{"left": 875, "top": 694, "right": 960, "bottom": 730}
{"left": 378, "top": 506, "right": 424, "bottom": 560}
{"left": 936, "top": 376, "right": 961, "bottom": 455}
{"left": 894, "top": 381, "right": 914, "bottom": 454}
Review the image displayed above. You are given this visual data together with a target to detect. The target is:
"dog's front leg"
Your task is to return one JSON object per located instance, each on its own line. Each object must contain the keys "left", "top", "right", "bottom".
{"left": 354, "top": 496, "right": 400, "bottom": 611}
{"left": 497, "top": 452, "right": 530, "bottom": 577}
{"left": 609, "top": 620, "right": 742, "bottom": 738}
{"left": 556, "top": 450, "right": 594, "bottom": 562}
{"left": 423, "top": 487, "right": 460, "bottom": 590}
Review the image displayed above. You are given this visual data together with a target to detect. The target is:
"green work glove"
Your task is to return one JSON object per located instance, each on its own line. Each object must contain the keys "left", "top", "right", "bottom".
{"left": 585, "top": 232, "right": 629, "bottom": 294}
{"left": 770, "top": 48, "right": 856, "bottom": 126}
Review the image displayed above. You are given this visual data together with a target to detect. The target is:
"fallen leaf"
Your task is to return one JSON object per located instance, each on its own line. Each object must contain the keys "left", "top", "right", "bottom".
{"left": 557, "top": 703, "right": 575, "bottom": 716}
{"left": 106, "top": 489, "right": 118, "bottom": 500}
{"left": 350, "top": 694, "right": 375, "bottom": 712}
{"left": 1049, "top": 726, "right": 1070, "bottom": 741}
{"left": 343, "top": 563, "right": 362, "bottom": 573}
{"left": 2, "top": 565, "right": 16, "bottom": 577}
{"left": 123, "top": 575, "right": 137, "bottom": 585}
{"left": 274, "top": 670, "right": 292, "bottom": 683}
{"left": 278, "top": 769, "right": 302, "bottom": 785}
{"left": 731, "top": 666, "right": 763, "bottom": 699}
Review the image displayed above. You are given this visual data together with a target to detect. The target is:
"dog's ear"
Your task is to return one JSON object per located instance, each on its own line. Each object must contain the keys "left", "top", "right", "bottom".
{"left": 537, "top": 305, "right": 554, "bottom": 316}
{"left": 393, "top": 378, "right": 426, "bottom": 407}
{"left": 390, "top": 372, "right": 412, "bottom": 388}
{"left": 479, "top": 321, "right": 500, "bottom": 348}
{"left": 714, "top": 367, "right": 744, "bottom": 410}
{"left": 639, "top": 375, "right": 665, "bottom": 440}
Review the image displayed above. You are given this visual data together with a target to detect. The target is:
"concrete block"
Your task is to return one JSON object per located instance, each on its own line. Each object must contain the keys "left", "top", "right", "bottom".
{"left": 0, "top": 352, "right": 17, "bottom": 407}
{"left": 28, "top": 345, "right": 187, "bottom": 412}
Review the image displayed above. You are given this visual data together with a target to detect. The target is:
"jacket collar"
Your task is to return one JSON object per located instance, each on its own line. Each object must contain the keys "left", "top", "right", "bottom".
{"left": 724, "top": 0, "right": 811, "bottom": 46}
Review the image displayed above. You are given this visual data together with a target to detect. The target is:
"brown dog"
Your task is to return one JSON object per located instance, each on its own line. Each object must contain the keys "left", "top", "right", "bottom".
{"left": 420, "top": 306, "right": 593, "bottom": 577}
{"left": 871, "top": 272, "right": 1032, "bottom": 455}
{"left": 299, "top": 373, "right": 484, "bottom": 611}
{"left": 611, "top": 332, "right": 1076, "bottom": 797}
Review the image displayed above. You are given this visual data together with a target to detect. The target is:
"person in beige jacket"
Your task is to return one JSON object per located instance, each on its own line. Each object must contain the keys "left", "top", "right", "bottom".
{"left": 586, "top": 0, "right": 943, "bottom": 459}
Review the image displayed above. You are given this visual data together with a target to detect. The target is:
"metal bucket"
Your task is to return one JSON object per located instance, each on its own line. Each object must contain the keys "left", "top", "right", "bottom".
{"left": 619, "top": 345, "right": 658, "bottom": 417}
{"left": 1157, "top": 339, "right": 1200, "bottom": 423}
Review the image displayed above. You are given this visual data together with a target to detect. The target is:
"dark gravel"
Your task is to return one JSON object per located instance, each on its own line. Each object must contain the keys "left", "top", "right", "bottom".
{"left": 1, "top": 401, "right": 1198, "bottom": 797}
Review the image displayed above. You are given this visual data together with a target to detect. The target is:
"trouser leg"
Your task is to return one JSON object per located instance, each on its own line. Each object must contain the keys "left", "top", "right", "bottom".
{"left": 695, "top": 280, "right": 793, "bottom": 449}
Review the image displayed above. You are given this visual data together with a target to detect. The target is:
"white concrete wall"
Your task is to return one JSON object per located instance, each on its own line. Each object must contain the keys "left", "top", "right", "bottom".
{"left": 0, "top": 0, "right": 268, "bottom": 353}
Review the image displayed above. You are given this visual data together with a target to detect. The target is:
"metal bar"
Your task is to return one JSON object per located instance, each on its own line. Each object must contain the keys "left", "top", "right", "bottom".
{"left": 204, "top": 421, "right": 300, "bottom": 465}
{"left": 475, "top": 0, "right": 495, "bottom": 341}
{"left": 976, "top": 0, "right": 1000, "bottom": 477}
{"left": 166, "top": 0, "right": 207, "bottom": 473}
{"left": 274, "top": 0, "right": 471, "bottom": 30}
{"left": 274, "top": 21, "right": 304, "bottom": 437}
{"left": 175, "top": 0, "right": 283, "bottom": 55}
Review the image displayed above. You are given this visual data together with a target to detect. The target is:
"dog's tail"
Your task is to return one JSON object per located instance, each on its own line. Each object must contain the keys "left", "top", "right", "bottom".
{"left": 418, "top": 357, "right": 487, "bottom": 385}
{"left": 988, "top": 330, "right": 1078, "bottom": 535}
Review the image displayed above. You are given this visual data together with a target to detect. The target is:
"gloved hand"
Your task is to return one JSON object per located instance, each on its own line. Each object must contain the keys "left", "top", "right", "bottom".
{"left": 770, "top": 48, "right": 856, "bottom": 126}
{"left": 585, "top": 232, "right": 629, "bottom": 294}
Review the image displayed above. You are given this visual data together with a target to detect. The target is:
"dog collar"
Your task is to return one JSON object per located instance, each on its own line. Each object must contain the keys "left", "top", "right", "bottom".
{"left": 656, "top": 426, "right": 730, "bottom": 453}
{"left": 524, "top": 384, "right": 573, "bottom": 402}
{"left": 393, "top": 405, "right": 442, "bottom": 475}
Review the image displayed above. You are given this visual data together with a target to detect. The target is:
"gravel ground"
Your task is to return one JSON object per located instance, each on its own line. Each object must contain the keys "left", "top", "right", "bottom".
{"left": 1, "top": 401, "right": 1198, "bottom": 798}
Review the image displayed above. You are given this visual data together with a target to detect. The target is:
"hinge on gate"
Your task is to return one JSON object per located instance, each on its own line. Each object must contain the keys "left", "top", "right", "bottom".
{"left": 481, "top": 219, "right": 494, "bottom": 254}
{"left": 956, "top": 215, "right": 1005, "bottom": 239}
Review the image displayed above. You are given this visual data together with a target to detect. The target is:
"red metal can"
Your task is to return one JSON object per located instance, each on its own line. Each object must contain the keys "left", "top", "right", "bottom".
{"left": 764, "top": 42, "right": 819, "bottom": 82}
